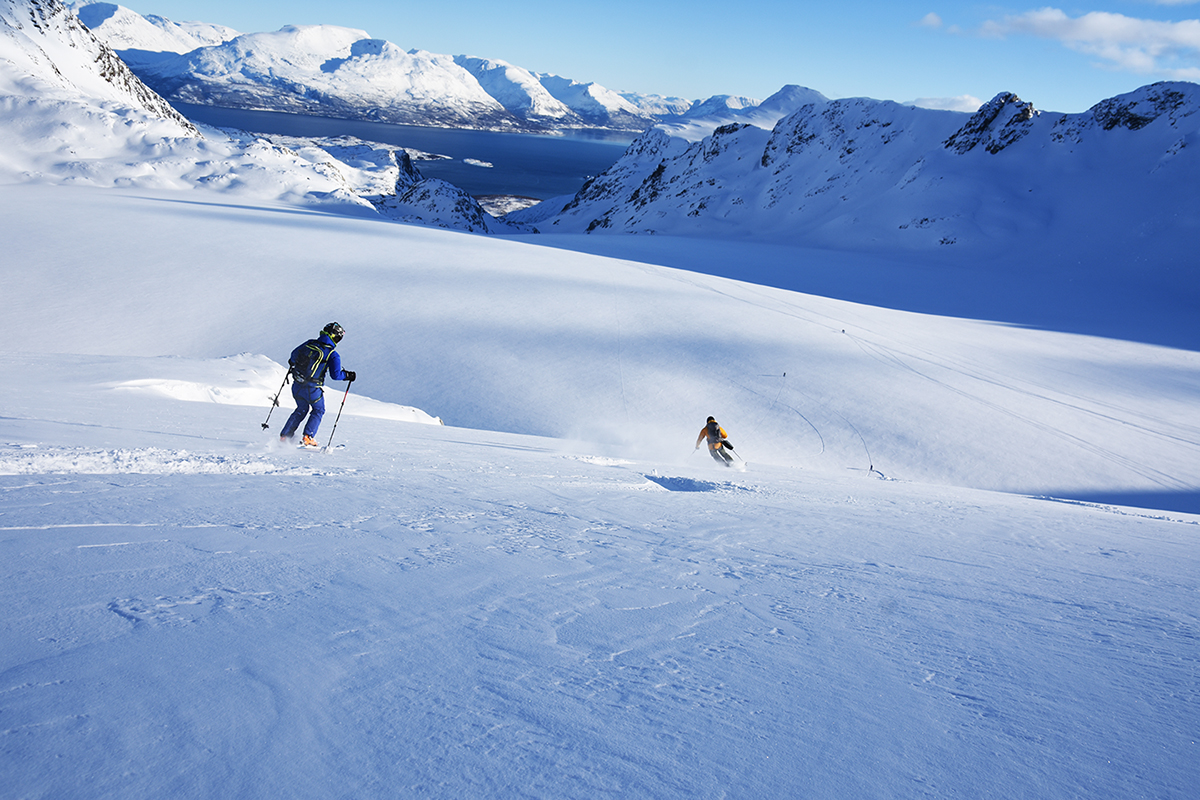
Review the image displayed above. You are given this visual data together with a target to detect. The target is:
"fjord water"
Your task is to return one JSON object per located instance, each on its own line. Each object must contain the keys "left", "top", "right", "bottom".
{"left": 175, "top": 103, "right": 634, "bottom": 199}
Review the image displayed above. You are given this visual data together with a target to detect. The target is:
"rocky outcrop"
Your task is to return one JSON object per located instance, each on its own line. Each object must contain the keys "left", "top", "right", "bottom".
{"left": 942, "top": 92, "right": 1036, "bottom": 155}
{"left": 3, "top": 0, "right": 197, "bottom": 134}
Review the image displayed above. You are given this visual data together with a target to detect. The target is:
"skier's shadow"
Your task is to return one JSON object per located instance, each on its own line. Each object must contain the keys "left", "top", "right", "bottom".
{"left": 644, "top": 475, "right": 721, "bottom": 492}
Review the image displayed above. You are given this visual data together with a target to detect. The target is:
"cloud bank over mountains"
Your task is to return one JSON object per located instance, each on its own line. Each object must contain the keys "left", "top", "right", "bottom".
{"left": 927, "top": 6, "right": 1200, "bottom": 82}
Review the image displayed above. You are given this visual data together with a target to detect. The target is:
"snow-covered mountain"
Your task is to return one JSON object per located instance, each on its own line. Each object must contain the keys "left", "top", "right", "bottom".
{"left": 535, "top": 72, "right": 652, "bottom": 129}
{"left": 517, "top": 83, "right": 1200, "bottom": 257}
{"left": 70, "top": 2, "right": 820, "bottom": 134}
{"left": 68, "top": 2, "right": 658, "bottom": 132}
{"left": 654, "top": 85, "right": 831, "bottom": 141}
{"left": 619, "top": 90, "right": 697, "bottom": 117}
{"left": 127, "top": 24, "right": 518, "bottom": 130}
{"left": 0, "top": 0, "right": 194, "bottom": 130}
{"left": 453, "top": 55, "right": 581, "bottom": 126}
{"left": 64, "top": 0, "right": 236, "bottom": 65}
{"left": 0, "top": 0, "right": 516, "bottom": 232}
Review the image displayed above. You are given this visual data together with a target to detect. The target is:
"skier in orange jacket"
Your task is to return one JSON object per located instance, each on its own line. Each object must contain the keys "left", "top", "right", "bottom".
{"left": 695, "top": 416, "right": 735, "bottom": 466}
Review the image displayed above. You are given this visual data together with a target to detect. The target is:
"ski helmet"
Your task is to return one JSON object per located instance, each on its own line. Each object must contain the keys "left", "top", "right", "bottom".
{"left": 322, "top": 322, "right": 344, "bottom": 343}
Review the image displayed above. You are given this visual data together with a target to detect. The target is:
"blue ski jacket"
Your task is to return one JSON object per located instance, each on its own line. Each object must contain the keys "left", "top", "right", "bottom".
{"left": 289, "top": 332, "right": 349, "bottom": 386}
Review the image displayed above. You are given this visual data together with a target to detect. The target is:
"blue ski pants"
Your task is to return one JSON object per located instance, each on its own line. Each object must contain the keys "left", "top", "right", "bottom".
{"left": 281, "top": 382, "right": 325, "bottom": 439}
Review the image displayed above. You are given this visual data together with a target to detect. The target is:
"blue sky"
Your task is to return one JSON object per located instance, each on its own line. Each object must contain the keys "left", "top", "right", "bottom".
{"left": 126, "top": 1, "right": 1200, "bottom": 112}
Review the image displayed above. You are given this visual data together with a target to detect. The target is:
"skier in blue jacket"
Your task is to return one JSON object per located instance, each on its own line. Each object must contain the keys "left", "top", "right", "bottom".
{"left": 280, "top": 322, "right": 356, "bottom": 446}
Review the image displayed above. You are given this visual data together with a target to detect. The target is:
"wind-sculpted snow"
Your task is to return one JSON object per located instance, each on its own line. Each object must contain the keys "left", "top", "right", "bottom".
{"left": 0, "top": 444, "right": 330, "bottom": 475}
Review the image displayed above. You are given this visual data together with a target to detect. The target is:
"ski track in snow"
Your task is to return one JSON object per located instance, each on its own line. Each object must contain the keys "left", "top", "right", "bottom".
{"left": 0, "top": 443, "right": 329, "bottom": 477}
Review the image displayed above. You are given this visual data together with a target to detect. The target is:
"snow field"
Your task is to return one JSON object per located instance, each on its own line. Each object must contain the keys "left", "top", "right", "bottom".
{"left": 2, "top": 368, "right": 1197, "bottom": 797}
{"left": 5, "top": 184, "right": 1198, "bottom": 512}
{"left": 1, "top": 180, "right": 1197, "bottom": 797}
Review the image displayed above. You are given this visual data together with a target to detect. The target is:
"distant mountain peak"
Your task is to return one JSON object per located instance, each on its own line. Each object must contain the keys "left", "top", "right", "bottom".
{"left": 943, "top": 91, "right": 1037, "bottom": 154}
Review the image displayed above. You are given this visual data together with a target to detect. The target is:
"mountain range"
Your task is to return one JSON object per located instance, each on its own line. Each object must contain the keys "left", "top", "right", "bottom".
{"left": 2, "top": 0, "right": 527, "bottom": 232}
{"left": 516, "top": 84, "right": 1200, "bottom": 252}
{"left": 68, "top": 1, "right": 785, "bottom": 133}
{"left": 9, "top": 0, "right": 1200, "bottom": 276}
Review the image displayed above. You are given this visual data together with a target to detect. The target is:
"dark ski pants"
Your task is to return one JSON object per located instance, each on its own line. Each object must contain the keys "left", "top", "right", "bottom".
{"left": 281, "top": 382, "right": 325, "bottom": 439}
{"left": 708, "top": 445, "right": 733, "bottom": 466}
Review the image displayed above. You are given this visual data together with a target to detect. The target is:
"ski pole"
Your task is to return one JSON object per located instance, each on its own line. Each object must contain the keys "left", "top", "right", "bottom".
{"left": 323, "top": 378, "right": 353, "bottom": 451}
{"left": 261, "top": 370, "right": 290, "bottom": 430}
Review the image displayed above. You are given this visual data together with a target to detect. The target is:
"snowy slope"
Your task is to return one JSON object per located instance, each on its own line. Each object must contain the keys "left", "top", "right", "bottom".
{"left": 1, "top": 184, "right": 1199, "bottom": 799}
{"left": 3, "top": 4, "right": 1199, "bottom": 794}
{"left": 0, "top": 0, "right": 193, "bottom": 128}
{"left": 4, "top": 183, "right": 1198, "bottom": 510}
{"left": 65, "top": 0, "right": 237, "bottom": 65}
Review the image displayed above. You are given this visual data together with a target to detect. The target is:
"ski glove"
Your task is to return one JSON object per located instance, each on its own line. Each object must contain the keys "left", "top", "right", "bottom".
{"left": 344, "top": 371, "right": 356, "bottom": 382}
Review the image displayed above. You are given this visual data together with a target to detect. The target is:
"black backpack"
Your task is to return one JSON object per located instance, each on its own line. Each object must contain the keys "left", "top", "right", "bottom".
{"left": 291, "top": 339, "right": 331, "bottom": 384}
{"left": 706, "top": 420, "right": 733, "bottom": 449}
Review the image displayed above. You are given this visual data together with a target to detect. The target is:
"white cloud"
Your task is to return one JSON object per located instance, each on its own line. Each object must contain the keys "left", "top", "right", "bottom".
{"left": 918, "top": 13, "right": 943, "bottom": 29}
{"left": 906, "top": 95, "right": 985, "bottom": 112}
{"left": 980, "top": 8, "right": 1200, "bottom": 78}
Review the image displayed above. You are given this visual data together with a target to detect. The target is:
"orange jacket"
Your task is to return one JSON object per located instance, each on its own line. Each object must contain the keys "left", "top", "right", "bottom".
{"left": 697, "top": 423, "right": 728, "bottom": 450}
